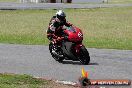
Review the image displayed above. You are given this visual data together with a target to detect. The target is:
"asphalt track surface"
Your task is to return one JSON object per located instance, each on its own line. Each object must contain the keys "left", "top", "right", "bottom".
{"left": 0, "top": 3, "right": 132, "bottom": 87}
{"left": 0, "top": 44, "right": 132, "bottom": 84}
{"left": 0, "top": 2, "right": 132, "bottom": 10}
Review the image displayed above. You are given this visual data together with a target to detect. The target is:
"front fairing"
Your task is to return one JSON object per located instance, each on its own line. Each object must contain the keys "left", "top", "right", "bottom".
{"left": 64, "top": 26, "right": 83, "bottom": 43}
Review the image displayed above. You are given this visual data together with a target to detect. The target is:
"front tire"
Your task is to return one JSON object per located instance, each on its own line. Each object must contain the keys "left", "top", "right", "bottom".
{"left": 49, "top": 43, "right": 64, "bottom": 62}
{"left": 79, "top": 46, "right": 90, "bottom": 65}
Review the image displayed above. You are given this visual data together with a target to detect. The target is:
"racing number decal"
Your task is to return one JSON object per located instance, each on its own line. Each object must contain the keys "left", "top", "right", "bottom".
{"left": 78, "top": 32, "right": 83, "bottom": 37}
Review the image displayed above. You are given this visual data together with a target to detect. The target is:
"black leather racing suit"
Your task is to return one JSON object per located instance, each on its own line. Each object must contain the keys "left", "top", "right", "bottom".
{"left": 47, "top": 16, "right": 72, "bottom": 41}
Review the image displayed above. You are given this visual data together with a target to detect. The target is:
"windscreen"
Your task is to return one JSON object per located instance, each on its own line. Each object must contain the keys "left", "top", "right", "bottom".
{"left": 67, "top": 26, "right": 76, "bottom": 33}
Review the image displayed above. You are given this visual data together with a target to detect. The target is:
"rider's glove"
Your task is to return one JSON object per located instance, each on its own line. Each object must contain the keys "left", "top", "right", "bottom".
{"left": 56, "top": 37, "right": 64, "bottom": 41}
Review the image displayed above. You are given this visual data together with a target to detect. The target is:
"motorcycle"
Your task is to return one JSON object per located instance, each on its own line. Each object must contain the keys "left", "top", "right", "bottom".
{"left": 49, "top": 25, "right": 90, "bottom": 65}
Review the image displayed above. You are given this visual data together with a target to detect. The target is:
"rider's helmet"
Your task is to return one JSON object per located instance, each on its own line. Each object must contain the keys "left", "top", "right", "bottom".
{"left": 56, "top": 10, "right": 66, "bottom": 21}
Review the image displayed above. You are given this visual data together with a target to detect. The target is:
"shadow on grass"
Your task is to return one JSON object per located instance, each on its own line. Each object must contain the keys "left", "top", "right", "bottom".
{"left": 61, "top": 60, "right": 99, "bottom": 65}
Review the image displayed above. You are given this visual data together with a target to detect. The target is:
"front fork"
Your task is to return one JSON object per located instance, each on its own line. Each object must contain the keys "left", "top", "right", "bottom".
{"left": 73, "top": 43, "right": 84, "bottom": 55}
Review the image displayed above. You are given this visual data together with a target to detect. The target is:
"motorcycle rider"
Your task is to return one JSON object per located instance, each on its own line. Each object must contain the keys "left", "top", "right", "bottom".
{"left": 47, "top": 10, "right": 72, "bottom": 44}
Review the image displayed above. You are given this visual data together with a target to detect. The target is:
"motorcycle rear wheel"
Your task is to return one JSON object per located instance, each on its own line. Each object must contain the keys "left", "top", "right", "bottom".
{"left": 79, "top": 46, "right": 90, "bottom": 65}
{"left": 49, "top": 43, "right": 64, "bottom": 62}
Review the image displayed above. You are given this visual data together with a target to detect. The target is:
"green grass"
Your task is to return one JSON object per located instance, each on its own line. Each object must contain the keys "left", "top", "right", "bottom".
{"left": 0, "top": 73, "right": 48, "bottom": 88}
{"left": 0, "top": 0, "right": 17, "bottom": 2}
{"left": 0, "top": 7, "right": 132, "bottom": 50}
{"left": 109, "top": 0, "right": 132, "bottom": 4}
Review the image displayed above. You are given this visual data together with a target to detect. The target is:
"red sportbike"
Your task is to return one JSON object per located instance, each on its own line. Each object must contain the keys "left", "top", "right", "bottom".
{"left": 49, "top": 25, "right": 90, "bottom": 65}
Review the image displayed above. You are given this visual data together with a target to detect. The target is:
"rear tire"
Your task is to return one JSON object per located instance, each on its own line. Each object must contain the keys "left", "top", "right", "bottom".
{"left": 79, "top": 46, "right": 90, "bottom": 65}
{"left": 49, "top": 43, "right": 64, "bottom": 62}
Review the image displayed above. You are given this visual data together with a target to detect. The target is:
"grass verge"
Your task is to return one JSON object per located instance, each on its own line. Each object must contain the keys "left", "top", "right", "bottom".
{"left": 108, "top": 0, "right": 132, "bottom": 4}
{"left": 0, "top": 73, "right": 48, "bottom": 88}
{"left": 0, "top": 0, "right": 17, "bottom": 2}
{"left": 0, "top": 7, "right": 132, "bottom": 50}
{"left": 0, "top": 73, "right": 77, "bottom": 88}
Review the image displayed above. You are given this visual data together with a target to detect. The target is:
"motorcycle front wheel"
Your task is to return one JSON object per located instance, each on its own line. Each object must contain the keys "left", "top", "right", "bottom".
{"left": 78, "top": 46, "right": 90, "bottom": 65}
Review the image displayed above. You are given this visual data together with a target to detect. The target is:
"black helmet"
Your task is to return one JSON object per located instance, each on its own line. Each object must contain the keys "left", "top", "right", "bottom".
{"left": 56, "top": 10, "right": 66, "bottom": 20}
